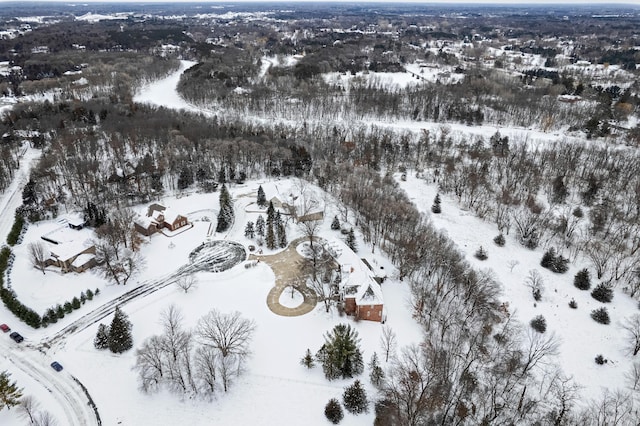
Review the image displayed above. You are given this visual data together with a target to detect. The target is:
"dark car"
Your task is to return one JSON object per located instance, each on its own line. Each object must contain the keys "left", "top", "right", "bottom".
{"left": 9, "top": 332, "right": 23, "bottom": 343}
{"left": 0, "top": 324, "right": 9, "bottom": 332}
{"left": 50, "top": 361, "right": 63, "bottom": 372}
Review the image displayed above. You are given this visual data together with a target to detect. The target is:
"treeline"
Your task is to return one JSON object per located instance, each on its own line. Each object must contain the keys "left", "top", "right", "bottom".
{"left": 3, "top": 100, "right": 313, "bottom": 221}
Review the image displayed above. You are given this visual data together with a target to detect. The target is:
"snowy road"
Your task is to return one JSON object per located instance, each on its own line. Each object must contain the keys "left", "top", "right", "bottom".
{"left": 0, "top": 344, "right": 96, "bottom": 426}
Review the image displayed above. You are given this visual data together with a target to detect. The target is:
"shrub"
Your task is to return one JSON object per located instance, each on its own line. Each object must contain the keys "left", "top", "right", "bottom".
{"left": 325, "top": 398, "right": 343, "bottom": 424}
{"left": 474, "top": 246, "right": 488, "bottom": 261}
{"left": 568, "top": 298, "right": 578, "bottom": 309}
{"left": 591, "top": 307, "right": 610, "bottom": 325}
{"left": 595, "top": 354, "right": 607, "bottom": 365}
{"left": 574, "top": 269, "right": 591, "bottom": 290}
{"left": 540, "top": 248, "right": 556, "bottom": 269}
{"left": 331, "top": 216, "right": 340, "bottom": 231}
{"left": 6, "top": 214, "right": 25, "bottom": 246}
{"left": 552, "top": 255, "right": 569, "bottom": 273}
{"left": 530, "top": 315, "right": 547, "bottom": 333}
{"left": 572, "top": 207, "right": 583, "bottom": 218}
{"left": 343, "top": 380, "right": 369, "bottom": 414}
{"left": 493, "top": 234, "right": 505, "bottom": 247}
{"left": 540, "top": 248, "right": 569, "bottom": 273}
{"left": 591, "top": 283, "right": 613, "bottom": 303}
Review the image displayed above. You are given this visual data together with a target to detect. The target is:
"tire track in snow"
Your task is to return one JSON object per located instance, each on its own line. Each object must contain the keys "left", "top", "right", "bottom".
{"left": 0, "top": 344, "right": 95, "bottom": 426}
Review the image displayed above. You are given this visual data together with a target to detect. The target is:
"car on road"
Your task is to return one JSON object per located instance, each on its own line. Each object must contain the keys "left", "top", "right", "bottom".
{"left": 9, "top": 332, "right": 23, "bottom": 343}
{"left": 50, "top": 361, "right": 63, "bottom": 372}
{"left": 0, "top": 324, "right": 9, "bottom": 332}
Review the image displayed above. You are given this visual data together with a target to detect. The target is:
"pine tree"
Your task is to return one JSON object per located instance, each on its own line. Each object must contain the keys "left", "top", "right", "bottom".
{"left": 80, "top": 291, "right": 87, "bottom": 304}
{"left": 342, "top": 380, "right": 369, "bottom": 414}
{"left": 346, "top": 228, "right": 357, "bottom": 252}
{"left": 63, "top": 301, "right": 73, "bottom": 314}
{"left": 324, "top": 398, "right": 343, "bottom": 424}
{"left": 71, "top": 297, "right": 81, "bottom": 310}
{"left": 257, "top": 185, "right": 267, "bottom": 208}
{"left": 331, "top": 215, "right": 340, "bottom": 230}
{"left": 94, "top": 323, "right": 110, "bottom": 350}
{"left": 574, "top": 268, "right": 591, "bottom": 290}
{"left": 266, "top": 221, "right": 276, "bottom": 250}
{"left": 216, "top": 185, "right": 234, "bottom": 233}
{"left": 368, "top": 353, "right": 384, "bottom": 387}
{"left": 266, "top": 201, "right": 275, "bottom": 224}
{"left": 540, "top": 247, "right": 556, "bottom": 269}
{"left": 278, "top": 222, "right": 287, "bottom": 248}
{"left": 319, "top": 324, "right": 364, "bottom": 380}
{"left": 431, "top": 193, "right": 442, "bottom": 214}
{"left": 244, "top": 221, "right": 255, "bottom": 239}
{"left": 300, "top": 348, "right": 315, "bottom": 369}
{"left": 86, "top": 288, "right": 94, "bottom": 300}
{"left": 108, "top": 306, "right": 133, "bottom": 354}
{"left": 55, "top": 304, "right": 65, "bottom": 319}
{"left": 255, "top": 215, "right": 265, "bottom": 237}
{"left": 0, "top": 371, "right": 23, "bottom": 411}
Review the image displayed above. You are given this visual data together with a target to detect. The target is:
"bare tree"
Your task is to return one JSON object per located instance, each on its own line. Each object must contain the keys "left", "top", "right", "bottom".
{"left": 520, "top": 328, "right": 560, "bottom": 378}
{"left": 28, "top": 241, "right": 48, "bottom": 275}
{"left": 19, "top": 395, "right": 39, "bottom": 424}
{"left": 19, "top": 395, "right": 57, "bottom": 426}
{"left": 621, "top": 314, "right": 640, "bottom": 356}
{"left": 175, "top": 274, "right": 197, "bottom": 293}
{"left": 196, "top": 309, "right": 256, "bottom": 358}
{"left": 525, "top": 269, "right": 544, "bottom": 301}
{"left": 95, "top": 242, "right": 145, "bottom": 285}
{"left": 507, "top": 260, "right": 519, "bottom": 273}
{"left": 380, "top": 325, "right": 397, "bottom": 363}
{"left": 194, "top": 346, "right": 218, "bottom": 395}
{"left": 300, "top": 243, "right": 338, "bottom": 312}
{"left": 134, "top": 335, "right": 165, "bottom": 392}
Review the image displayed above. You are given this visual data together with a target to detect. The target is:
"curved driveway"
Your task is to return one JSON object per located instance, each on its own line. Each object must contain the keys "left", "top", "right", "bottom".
{"left": 250, "top": 237, "right": 318, "bottom": 316}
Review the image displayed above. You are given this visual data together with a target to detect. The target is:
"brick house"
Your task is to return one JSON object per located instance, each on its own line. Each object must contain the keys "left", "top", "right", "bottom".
{"left": 135, "top": 203, "right": 189, "bottom": 235}
{"left": 328, "top": 238, "right": 385, "bottom": 323}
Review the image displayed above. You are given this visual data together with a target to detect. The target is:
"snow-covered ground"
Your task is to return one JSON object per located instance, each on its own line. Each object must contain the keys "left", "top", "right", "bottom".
{"left": 398, "top": 172, "right": 638, "bottom": 404}
{"left": 1, "top": 177, "right": 423, "bottom": 426}
{"left": 2, "top": 52, "right": 635, "bottom": 425}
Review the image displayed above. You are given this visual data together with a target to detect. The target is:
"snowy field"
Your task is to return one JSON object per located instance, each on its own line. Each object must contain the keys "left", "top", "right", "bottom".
{"left": 398, "top": 172, "right": 638, "bottom": 404}
{"left": 1, "top": 178, "right": 423, "bottom": 426}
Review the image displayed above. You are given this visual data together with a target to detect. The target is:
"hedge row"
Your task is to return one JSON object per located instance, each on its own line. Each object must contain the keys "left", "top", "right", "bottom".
{"left": 0, "top": 246, "right": 41, "bottom": 328}
{"left": 7, "top": 214, "right": 25, "bottom": 246}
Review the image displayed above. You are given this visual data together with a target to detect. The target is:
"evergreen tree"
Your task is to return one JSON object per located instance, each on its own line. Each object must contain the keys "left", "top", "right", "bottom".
{"left": 324, "top": 398, "right": 344, "bottom": 424}
{"left": 265, "top": 202, "right": 277, "bottom": 249}
{"left": 45, "top": 307, "right": 57, "bottom": 324}
{"left": 277, "top": 222, "right": 287, "bottom": 248}
{"left": 342, "top": 380, "right": 369, "bottom": 414}
{"left": 108, "top": 306, "right": 133, "bottom": 354}
{"left": 574, "top": 268, "right": 591, "bottom": 290}
{"left": 0, "top": 371, "right": 23, "bottom": 411}
{"left": 257, "top": 185, "right": 267, "bottom": 208}
{"left": 551, "top": 175, "right": 568, "bottom": 204}
{"left": 55, "top": 304, "right": 65, "bottom": 319}
{"left": 346, "top": 228, "right": 357, "bottom": 252}
{"left": 63, "top": 301, "right": 73, "bottom": 314}
{"left": 331, "top": 215, "right": 341, "bottom": 231}
{"left": 216, "top": 184, "right": 234, "bottom": 233}
{"left": 540, "top": 247, "right": 556, "bottom": 269}
{"left": 86, "top": 288, "right": 94, "bottom": 300}
{"left": 80, "top": 291, "right": 87, "bottom": 304}
{"left": 255, "top": 215, "right": 265, "bottom": 237}
{"left": 431, "top": 193, "right": 442, "bottom": 214}
{"left": 94, "top": 323, "right": 110, "bottom": 350}
{"left": 368, "top": 353, "right": 384, "bottom": 388}
{"left": 318, "top": 324, "right": 364, "bottom": 380}
{"left": 71, "top": 297, "right": 81, "bottom": 310}
{"left": 266, "top": 221, "right": 276, "bottom": 250}
{"left": 244, "top": 221, "right": 255, "bottom": 239}
{"left": 300, "top": 348, "right": 315, "bottom": 369}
